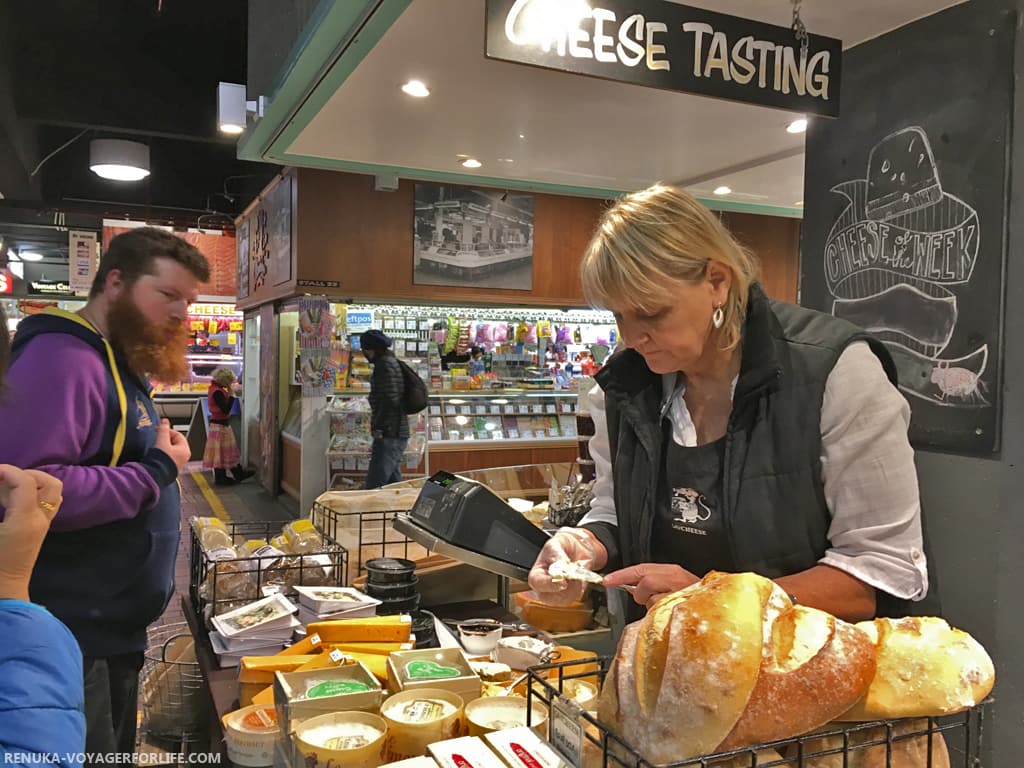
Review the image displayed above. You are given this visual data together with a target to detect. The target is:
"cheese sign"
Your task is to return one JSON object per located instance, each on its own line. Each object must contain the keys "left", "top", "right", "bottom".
{"left": 485, "top": 0, "right": 842, "bottom": 117}
{"left": 548, "top": 694, "right": 584, "bottom": 767}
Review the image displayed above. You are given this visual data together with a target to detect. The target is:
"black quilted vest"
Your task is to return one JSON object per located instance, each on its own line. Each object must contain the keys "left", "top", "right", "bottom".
{"left": 594, "top": 284, "right": 940, "bottom": 620}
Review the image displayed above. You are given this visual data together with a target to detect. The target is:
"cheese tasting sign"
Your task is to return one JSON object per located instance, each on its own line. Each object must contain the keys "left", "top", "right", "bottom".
{"left": 484, "top": 0, "right": 842, "bottom": 117}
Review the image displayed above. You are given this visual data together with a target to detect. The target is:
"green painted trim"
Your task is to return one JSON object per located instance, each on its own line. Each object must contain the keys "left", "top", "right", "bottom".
{"left": 238, "top": 1, "right": 409, "bottom": 162}
{"left": 270, "top": 0, "right": 412, "bottom": 161}
{"left": 270, "top": 151, "right": 804, "bottom": 218}
{"left": 241, "top": 0, "right": 803, "bottom": 221}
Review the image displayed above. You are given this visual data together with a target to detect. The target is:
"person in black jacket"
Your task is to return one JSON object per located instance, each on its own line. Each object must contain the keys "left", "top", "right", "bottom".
{"left": 528, "top": 184, "right": 935, "bottom": 624}
{"left": 360, "top": 329, "right": 410, "bottom": 488}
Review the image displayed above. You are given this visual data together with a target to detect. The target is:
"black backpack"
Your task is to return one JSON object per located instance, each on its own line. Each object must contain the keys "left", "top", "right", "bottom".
{"left": 397, "top": 359, "right": 428, "bottom": 414}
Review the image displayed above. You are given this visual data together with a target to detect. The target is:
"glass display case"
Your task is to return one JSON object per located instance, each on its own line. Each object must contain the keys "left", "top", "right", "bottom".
{"left": 425, "top": 390, "right": 577, "bottom": 445}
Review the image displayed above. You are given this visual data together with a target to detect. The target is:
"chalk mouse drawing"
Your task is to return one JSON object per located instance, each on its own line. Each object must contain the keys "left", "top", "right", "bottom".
{"left": 822, "top": 126, "right": 987, "bottom": 407}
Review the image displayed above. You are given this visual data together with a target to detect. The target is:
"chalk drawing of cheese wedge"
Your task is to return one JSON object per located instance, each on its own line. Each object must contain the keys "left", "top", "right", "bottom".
{"left": 887, "top": 343, "right": 989, "bottom": 407}
{"left": 833, "top": 284, "right": 957, "bottom": 357}
{"left": 866, "top": 127, "right": 944, "bottom": 222}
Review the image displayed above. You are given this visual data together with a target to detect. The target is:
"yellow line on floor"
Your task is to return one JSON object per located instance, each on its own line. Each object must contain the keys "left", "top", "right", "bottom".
{"left": 192, "top": 470, "right": 229, "bottom": 523}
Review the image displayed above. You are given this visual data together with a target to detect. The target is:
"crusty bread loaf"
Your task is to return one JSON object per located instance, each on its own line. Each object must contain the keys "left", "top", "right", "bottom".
{"left": 598, "top": 572, "right": 779, "bottom": 764}
{"left": 719, "top": 604, "right": 877, "bottom": 750}
{"left": 793, "top": 720, "right": 949, "bottom": 768}
{"left": 596, "top": 572, "right": 991, "bottom": 766}
{"left": 839, "top": 617, "right": 994, "bottom": 720}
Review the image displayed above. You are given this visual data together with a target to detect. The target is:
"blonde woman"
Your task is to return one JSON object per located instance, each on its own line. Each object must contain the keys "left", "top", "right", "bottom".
{"left": 203, "top": 367, "right": 253, "bottom": 485}
{"left": 529, "top": 183, "right": 935, "bottom": 624}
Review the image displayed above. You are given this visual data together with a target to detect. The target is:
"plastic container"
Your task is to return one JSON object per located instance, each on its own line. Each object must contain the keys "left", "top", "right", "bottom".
{"left": 283, "top": 518, "right": 326, "bottom": 554}
{"left": 364, "top": 576, "right": 419, "bottom": 599}
{"left": 365, "top": 557, "right": 416, "bottom": 584}
{"left": 376, "top": 593, "right": 421, "bottom": 616}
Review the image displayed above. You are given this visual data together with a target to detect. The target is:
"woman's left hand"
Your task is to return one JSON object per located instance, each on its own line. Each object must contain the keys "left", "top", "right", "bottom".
{"left": 603, "top": 563, "right": 700, "bottom": 608}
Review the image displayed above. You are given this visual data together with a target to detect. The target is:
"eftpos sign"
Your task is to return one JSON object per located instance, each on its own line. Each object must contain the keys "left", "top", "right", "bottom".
{"left": 485, "top": 0, "right": 842, "bottom": 117}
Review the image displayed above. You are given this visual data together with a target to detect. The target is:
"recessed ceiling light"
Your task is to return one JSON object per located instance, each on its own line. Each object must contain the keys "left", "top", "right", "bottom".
{"left": 401, "top": 80, "right": 430, "bottom": 98}
{"left": 713, "top": 186, "right": 732, "bottom": 196}
{"left": 461, "top": 158, "right": 482, "bottom": 169}
{"left": 18, "top": 251, "right": 44, "bottom": 262}
{"left": 498, "top": 158, "right": 514, "bottom": 163}
{"left": 219, "top": 123, "right": 245, "bottom": 134}
{"left": 786, "top": 118, "right": 808, "bottom": 134}
{"left": 518, "top": 134, "right": 525, "bottom": 139}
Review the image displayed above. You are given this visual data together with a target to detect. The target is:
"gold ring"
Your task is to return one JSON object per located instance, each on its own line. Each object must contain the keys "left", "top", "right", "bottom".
{"left": 38, "top": 501, "right": 58, "bottom": 512}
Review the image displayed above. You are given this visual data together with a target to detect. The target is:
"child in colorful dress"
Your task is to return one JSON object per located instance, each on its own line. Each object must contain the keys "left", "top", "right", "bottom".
{"left": 203, "top": 367, "right": 253, "bottom": 486}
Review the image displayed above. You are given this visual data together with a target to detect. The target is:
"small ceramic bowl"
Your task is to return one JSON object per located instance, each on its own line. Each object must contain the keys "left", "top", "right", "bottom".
{"left": 457, "top": 618, "right": 503, "bottom": 656}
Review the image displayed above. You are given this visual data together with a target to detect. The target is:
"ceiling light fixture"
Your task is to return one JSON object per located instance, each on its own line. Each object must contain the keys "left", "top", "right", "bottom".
{"left": 89, "top": 139, "right": 151, "bottom": 181}
{"left": 217, "top": 82, "right": 265, "bottom": 135}
{"left": 786, "top": 118, "right": 809, "bottom": 134}
{"left": 461, "top": 158, "right": 482, "bottom": 169}
{"left": 713, "top": 186, "right": 732, "bottom": 195}
{"left": 18, "top": 251, "right": 44, "bottom": 262}
{"left": 401, "top": 80, "right": 430, "bottom": 98}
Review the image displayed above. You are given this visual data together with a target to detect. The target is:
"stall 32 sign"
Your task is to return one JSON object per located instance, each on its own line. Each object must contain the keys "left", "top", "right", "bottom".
{"left": 485, "top": 0, "right": 843, "bottom": 117}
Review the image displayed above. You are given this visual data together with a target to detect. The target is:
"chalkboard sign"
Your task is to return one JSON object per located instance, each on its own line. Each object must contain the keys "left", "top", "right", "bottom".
{"left": 800, "top": 4, "right": 1014, "bottom": 456}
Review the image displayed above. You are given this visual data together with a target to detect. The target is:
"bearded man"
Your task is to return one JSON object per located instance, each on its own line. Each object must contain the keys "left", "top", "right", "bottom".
{"left": 0, "top": 227, "right": 206, "bottom": 760}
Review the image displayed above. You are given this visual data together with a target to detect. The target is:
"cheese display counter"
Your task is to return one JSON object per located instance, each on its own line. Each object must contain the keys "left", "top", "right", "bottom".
{"left": 179, "top": 476, "right": 994, "bottom": 768}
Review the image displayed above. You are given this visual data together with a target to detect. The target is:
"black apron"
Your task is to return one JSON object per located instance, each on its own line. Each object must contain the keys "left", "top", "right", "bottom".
{"left": 650, "top": 416, "right": 736, "bottom": 577}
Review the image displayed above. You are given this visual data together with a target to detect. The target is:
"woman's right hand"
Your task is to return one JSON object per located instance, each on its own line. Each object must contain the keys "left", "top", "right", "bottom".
{"left": 0, "top": 465, "right": 62, "bottom": 602}
{"left": 528, "top": 527, "right": 606, "bottom": 606}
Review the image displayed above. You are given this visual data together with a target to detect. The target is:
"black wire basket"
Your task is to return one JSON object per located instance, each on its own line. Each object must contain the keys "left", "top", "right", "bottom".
{"left": 311, "top": 500, "right": 418, "bottom": 584}
{"left": 525, "top": 656, "right": 989, "bottom": 768}
{"left": 188, "top": 519, "right": 348, "bottom": 620}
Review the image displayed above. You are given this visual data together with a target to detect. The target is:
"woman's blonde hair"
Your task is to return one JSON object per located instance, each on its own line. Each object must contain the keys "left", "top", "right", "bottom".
{"left": 581, "top": 183, "right": 760, "bottom": 351}
{"left": 211, "top": 367, "right": 236, "bottom": 387}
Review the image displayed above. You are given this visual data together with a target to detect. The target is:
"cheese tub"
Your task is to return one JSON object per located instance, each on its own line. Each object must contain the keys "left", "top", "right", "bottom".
{"left": 293, "top": 711, "right": 388, "bottom": 768}
{"left": 380, "top": 687, "right": 466, "bottom": 762}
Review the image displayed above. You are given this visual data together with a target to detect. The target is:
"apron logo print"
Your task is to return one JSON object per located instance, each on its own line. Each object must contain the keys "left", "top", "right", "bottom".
{"left": 671, "top": 487, "right": 712, "bottom": 530}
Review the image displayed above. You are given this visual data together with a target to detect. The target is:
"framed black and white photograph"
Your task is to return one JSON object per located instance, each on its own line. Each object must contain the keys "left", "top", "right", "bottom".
{"left": 413, "top": 182, "right": 534, "bottom": 290}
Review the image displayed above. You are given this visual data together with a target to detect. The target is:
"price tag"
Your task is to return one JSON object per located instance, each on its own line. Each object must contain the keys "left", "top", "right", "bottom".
{"left": 521, "top": 430, "right": 535, "bottom": 439}
{"left": 190, "top": 320, "right": 206, "bottom": 332}
{"left": 561, "top": 402, "right": 573, "bottom": 413}
{"left": 430, "top": 405, "right": 442, "bottom": 415}
{"left": 492, "top": 431, "right": 504, "bottom": 440}
{"left": 531, "top": 404, "right": 544, "bottom": 414}
{"left": 430, "top": 431, "right": 442, "bottom": 442}
{"left": 545, "top": 404, "right": 557, "bottom": 414}
{"left": 475, "top": 405, "right": 487, "bottom": 415}
{"left": 229, "top": 320, "right": 244, "bottom": 332}
{"left": 507, "top": 429, "right": 520, "bottom": 439}
{"left": 518, "top": 405, "right": 530, "bottom": 414}
{"left": 448, "top": 430, "right": 461, "bottom": 441}
{"left": 227, "top": 333, "right": 238, "bottom": 344}
{"left": 460, "top": 405, "right": 473, "bottom": 415}
{"left": 549, "top": 694, "right": 585, "bottom": 767}
{"left": 445, "top": 405, "right": 456, "bottom": 415}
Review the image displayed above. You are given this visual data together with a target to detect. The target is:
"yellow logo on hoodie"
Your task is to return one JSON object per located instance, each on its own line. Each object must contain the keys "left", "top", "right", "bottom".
{"left": 135, "top": 396, "right": 153, "bottom": 428}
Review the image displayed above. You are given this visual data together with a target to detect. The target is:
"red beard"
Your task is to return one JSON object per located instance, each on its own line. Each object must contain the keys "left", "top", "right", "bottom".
{"left": 107, "top": 293, "right": 190, "bottom": 384}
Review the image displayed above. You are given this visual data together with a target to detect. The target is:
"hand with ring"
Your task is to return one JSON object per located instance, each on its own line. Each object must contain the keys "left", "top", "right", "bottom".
{"left": 0, "top": 465, "right": 63, "bottom": 602}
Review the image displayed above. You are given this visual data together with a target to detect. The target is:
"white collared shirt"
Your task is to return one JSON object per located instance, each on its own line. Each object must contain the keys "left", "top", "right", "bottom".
{"left": 581, "top": 341, "right": 928, "bottom": 600}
